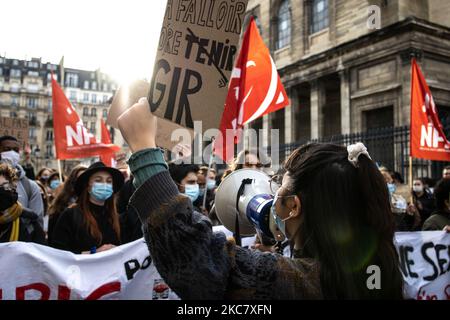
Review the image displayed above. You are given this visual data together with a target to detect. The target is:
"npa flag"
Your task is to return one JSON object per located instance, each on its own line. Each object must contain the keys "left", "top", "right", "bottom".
{"left": 51, "top": 77, "right": 120, "bottom": 160}
{"left": 214, "top": 17, "right": 290, "bottom": 162}
{"left": 410, "top": 58, "right": 450, "bottom": 161}
{"left": 100, "top": 120, "right": 116, "bottom": 167}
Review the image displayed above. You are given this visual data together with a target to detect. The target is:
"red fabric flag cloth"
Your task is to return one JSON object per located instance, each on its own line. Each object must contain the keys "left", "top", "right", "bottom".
{"left": 410, "top": 58, "right": 450, "bottom": 161}
{"left": 51, "top": 77, "right": 120, "bottom": 160}
{"left": 100, "top": 119, "right": 116, "bottom": 167}
{"left": 214, "top": 17, "right": 290, "bottom": 162}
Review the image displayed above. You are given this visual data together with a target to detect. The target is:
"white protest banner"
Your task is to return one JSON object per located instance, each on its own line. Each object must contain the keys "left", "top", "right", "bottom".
{"left": 395, "top": 231, "right": 450, "bottom": 300}
{"left": 0, "top": 231, "right": 448, "bottom": 300}
{"left": 0, "top": 239, "right": 179, "bottom": 300}
{"left": 148, "top": 0, "right": 249, "bottom": 130}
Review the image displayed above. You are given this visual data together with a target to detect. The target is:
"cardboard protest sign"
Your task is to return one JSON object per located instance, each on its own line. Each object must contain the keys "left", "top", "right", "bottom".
{"left": 107, "top": 79, "right": 193, "bottom": 150}
{"left": 148, "top": 0, "right": 249, "bottom": 130}
{"left": 0, "top": 117, "right": 29, "bottom": 149}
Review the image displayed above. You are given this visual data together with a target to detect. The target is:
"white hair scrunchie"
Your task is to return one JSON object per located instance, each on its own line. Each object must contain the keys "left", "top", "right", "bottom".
{"left": 347, "top": 142, "right": 372, "bottom": 168}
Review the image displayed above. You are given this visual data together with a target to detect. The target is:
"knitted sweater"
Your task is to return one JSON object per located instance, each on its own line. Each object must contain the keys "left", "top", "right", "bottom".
{"left": 127, "top": 149, "right": 322, "bottom": 300}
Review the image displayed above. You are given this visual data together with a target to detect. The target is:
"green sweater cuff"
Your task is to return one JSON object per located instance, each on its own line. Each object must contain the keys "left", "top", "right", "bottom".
{"left": 128, "top": 148, "right": 168, "bottom": 189}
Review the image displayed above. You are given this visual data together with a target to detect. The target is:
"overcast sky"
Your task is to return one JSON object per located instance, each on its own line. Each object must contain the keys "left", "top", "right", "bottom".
{"left": 1, "top": 0, "right": 167, "bottom": 84}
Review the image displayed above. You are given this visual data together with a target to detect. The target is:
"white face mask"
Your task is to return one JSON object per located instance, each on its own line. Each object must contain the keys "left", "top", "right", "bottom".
{"left": 413, "top": 185, "right": 423, "bottom": 193}
{"left": 1, "top": 150, "right": 20, "bottom": 168}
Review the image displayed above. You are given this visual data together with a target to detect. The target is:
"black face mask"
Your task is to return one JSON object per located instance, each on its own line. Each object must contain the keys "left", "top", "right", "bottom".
{"left": 0, "top": 188, "right": 18, "bottom": 211}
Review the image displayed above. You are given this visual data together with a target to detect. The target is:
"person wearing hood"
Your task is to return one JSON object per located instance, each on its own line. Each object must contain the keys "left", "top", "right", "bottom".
{"left": 168, "top": 161, "right": 201, "bottom": 212}
{"left": 0, "top": 136, "right": 44, "bottom": 228}
{"left": 51, "top": 162, "right": 124, "bottom": 254}
{"left": 0, "top": 162, "right": 45, "bottom": 244}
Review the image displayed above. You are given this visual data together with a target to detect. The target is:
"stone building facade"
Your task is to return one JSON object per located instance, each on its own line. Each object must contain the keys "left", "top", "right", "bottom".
{"left": 245, "top": 0, "right": 450, "bottom": 178}
{"left": 0, "top": 57, "right": 126, "bottom": 172}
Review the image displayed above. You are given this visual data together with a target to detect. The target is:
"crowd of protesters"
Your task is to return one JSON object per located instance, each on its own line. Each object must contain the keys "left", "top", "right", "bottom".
{"left": 1, "top": 132, "right": 449, "bottom": 249}
{"left": 1, "top": 111, "right": 450, "bottom": 299}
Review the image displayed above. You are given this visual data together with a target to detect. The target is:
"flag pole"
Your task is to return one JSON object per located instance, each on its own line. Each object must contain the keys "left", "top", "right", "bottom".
{"left": 57, "top": 159, "right": 63, "bottom": 181}
{"left": 203, "top": 137, "right": 216, "bottom": 210}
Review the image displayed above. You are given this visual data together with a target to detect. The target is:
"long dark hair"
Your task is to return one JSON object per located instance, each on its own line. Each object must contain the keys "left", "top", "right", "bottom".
{"left": 284, "top": 143, "right": 403, "bottom": 299}
{"left": 48, "top": 165, "right": 87, "bottom": 216}
{"left": 77, "top": 186, "right": 120, "bottom": 245}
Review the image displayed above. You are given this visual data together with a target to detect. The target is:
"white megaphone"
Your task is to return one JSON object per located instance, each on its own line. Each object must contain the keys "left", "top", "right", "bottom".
{"left": 215, "top": 168, "right": 283, "bottom": 242}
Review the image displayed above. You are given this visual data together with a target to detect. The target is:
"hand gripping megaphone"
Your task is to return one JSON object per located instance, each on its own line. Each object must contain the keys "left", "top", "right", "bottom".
{"left": 214, "top": 168, "right": 283, "bottom": 245}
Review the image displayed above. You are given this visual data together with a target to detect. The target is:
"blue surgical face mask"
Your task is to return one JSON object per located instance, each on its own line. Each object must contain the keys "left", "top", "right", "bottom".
{"left": 206, "top": 179, "right": 216, "bottom": 190}
{"left": 387, "top": 183, "right": 396, "bottom": 194}
{"left": 199, "top": 187, "right": 205, "bottom": 197}
{"left": 89, "top": 182, "right": 113, "bottom": 201}
{"left": 271, "top": 191, "right": 292, "bottom": 239}
{"left": 50, "top": 180, "right": 61, "bottom": 190}
{"left": 184, "top": 183, "right": 199, "bottom": 203}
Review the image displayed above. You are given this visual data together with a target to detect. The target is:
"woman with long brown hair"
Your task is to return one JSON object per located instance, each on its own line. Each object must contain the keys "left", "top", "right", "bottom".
{"left": 47, "top": 165, "right": 87, "bottom": 244}
{"left": 51, "top": 162, "right": 124, "bottom": 254}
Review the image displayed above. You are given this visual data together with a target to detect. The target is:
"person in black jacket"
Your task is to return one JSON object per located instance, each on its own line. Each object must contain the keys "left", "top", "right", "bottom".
{"left": 47, "top": 165, "right": 87, "bottom": 245}
{"left": 0, "top": 163, "right": 45, "bottom": 244}
{"left": 51, "top": 162, "right": 124, "bottom": 254}
{"left": 116, "top": 175, "right": 143, "bottom": 243}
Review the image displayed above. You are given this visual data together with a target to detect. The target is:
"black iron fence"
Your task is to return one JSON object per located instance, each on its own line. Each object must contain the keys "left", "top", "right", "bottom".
{"left": 276, "top": 124, "right": 450, "bottom": 183}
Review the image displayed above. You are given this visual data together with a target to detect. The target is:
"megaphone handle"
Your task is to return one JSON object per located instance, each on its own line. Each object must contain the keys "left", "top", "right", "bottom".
{"left": 234, "top": 178, "right": 253, "bottom": 247}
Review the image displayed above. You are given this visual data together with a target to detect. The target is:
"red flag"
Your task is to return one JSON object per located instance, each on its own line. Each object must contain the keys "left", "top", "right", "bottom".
{"left": 410, "top": 58, "right": 450, "bottom": 161}
{"left": 51, "top": 76, "right": 120, "bottom": 160}
{"left": 100, "top": 119, "right": 116, "bottom": 167}
{"left": 214, "top": 17, "right": 290, "bottom": 162}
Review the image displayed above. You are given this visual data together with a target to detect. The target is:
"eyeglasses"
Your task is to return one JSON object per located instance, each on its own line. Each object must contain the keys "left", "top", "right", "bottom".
{"left": 269, "top": 174, "right": 283, "bottom": 194}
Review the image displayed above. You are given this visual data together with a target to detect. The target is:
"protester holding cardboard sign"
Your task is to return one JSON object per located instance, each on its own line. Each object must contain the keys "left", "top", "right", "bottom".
{"left": 117, "top": 98, "right": 404, "bottom": 299}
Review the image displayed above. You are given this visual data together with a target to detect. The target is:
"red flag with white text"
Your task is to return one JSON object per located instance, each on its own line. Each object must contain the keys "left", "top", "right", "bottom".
{"left": 410, "top": 58, "right": 450, "bottom": 161}
{"left": 51, "top": 77, "right": 120, "bottom": 160}
{"left": 214, "top": 17, "right": 290, "bottom": 162}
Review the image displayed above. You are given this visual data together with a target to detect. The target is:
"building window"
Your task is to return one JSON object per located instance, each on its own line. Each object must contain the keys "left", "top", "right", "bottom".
{"left": 46, "top": 130, "right": 54, "bottom": 141}
{"left": 10, "top": 69, "right": 21, "bottom": 78}
{"left": 47, "top": 99, "right": 52, "bottom": 112}
{"left": 66, "top": 73, "right": 79, "bottom": 87}
{"left": 47, "top": 73, "right": 57, "bottom": 81}
{"left": 90, "top": 122, "right": 96, "bottom": 134}
{"left": 9, "top": 111, "right": 17, "bottom": 118}
{"left": 103, "top": 109, "right": 108, "bottom": 118}
{"left": 83, "top": 107, "right": 89, "bottom": 116}
{"left": 92, "top": 81, "right": 97, "bottom": 91}
{"left": 28, "top": 61, "right": 39, "bottom": 68}
{"left": 27, "top": 71, "right": 39, "bottom": 77}
{"left": 83, "top": 121, "right": 88, "bottom": 128}
{"left": 103, "top": 83, "right": 108, "bottom": 91}
{"left": 70, "top": 91, "right": 77, "bottom": 101}
{"left": 91, "top": 108, "right": 97, "bottom": 117}
{"left": 46, "top": 145, "right": 53, "bottom": 158}
{"left": 311, "top": 0, "right": 329, "bottom": 34}
{"left": 27, "top": 97, "right": 38, "bottom": 109}
{"left": 83, "top": 93, "right": 89, "bottom": 102}
{"left": 277, "top": 0, "right": 291, "bottom": 49}
{"left": 103, "top": 95, "right": 108, "bottom": 103}
{"left": 29, "top": 127, "right": 37, "bottom": 139}
{"left": 11, "top": 96, "right": 19, "bottom": 107}
{"left": 84, "top": 80, "right": 89, "bottom": 89}
{"left": 92, "top": 94, "right": 97, "bottom": 104}
{"left": 12, "top": 60, "right": 19, "bottom": 66}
